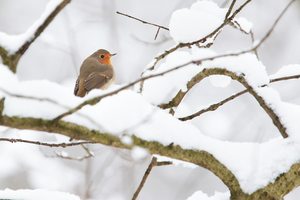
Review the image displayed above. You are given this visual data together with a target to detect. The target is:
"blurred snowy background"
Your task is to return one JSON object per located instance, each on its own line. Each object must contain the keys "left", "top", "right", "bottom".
{"left": 0, "top": 0, "right": 299, "bottom": 199}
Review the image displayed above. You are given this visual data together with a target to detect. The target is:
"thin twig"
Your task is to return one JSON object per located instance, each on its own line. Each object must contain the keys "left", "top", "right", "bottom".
{"left": 253, "top": 0, "right": 296, "bottom": 51}
{"left": 0, "top": 137, "right": 95, "bottom": 147}
{"left": 116, "top": 11, "right": 169, "bottom": 31}
{"left": 179, "top": 90, "right": 247, "bottom": 121}
{"left": 154, "top": 27, "right": 161, "bottom": 40}
{"left": 132, "top": 156, "right": 172, "bottom": 200}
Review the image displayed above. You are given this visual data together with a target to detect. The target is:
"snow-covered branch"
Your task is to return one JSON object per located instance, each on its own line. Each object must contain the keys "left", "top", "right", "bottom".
{"left": 1, "top": 106, "right": 300, "bottom": 199}
{"left": 158, "top": 67, "right": 289, "bottom": 138}
{"left": 0, "top": 0, "right": 299, "bottom": 199}
{"left": 142, "top": 0, "right": 252, "bottom": 73}
{"left": 0, "top": 0, "right": 71, "bottom": 73}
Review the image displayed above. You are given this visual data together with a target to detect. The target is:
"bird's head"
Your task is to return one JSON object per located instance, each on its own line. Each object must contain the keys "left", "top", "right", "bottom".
{"left": 93, "top": 49, "right": 116, "bottom": 65}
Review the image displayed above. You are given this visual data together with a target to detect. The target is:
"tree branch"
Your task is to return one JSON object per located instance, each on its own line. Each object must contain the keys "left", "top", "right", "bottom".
{"left": 0, "top": 114, "right": 244, "bottom": 195}
{"left": 116, "top": 11, "right": 169, "bottom": 31}
{"left": 0, "top": 137, "right": 95, "bottom": 147}
{"left": 116, "top": 11, "right": 169, "bottom": 41}
{"left": 0, "top": 0, "right": 71, "bottom": 73}
{"left": 132, "top": 156, "right": 172, "bottom": 200}
{"left": 1, "top": 113, "right": 300, "bottom": 199}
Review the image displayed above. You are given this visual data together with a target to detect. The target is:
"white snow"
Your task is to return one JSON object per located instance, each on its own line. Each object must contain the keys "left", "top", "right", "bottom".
{"left": 187, "top": 191, "right": 229, "bottom": 200}
{"left": 1, "top": 55, "right": 300, "bottom": 194}
{"left": 0, "top": 0, "right": 63, "bottom": 53}
{"left": 269, "top": 64, "right": 300, "bottom": 80}
{"left": 201, "top": 53, "right": 269, "bottom": 87}
{"left": 131, "top": 146, "right": 149, "bottom": 161}
{"left": 169, "top": 1, "right": 226, "bottom": 43}
{"left": 0, "top": 189, "right": 80, "bottom": 200}
{"left": 121, "top": 135, "right": 133, "bottom": 145}
{"left": 255, "top": 87, "right": 300, "bottom": 139}
{"left": 209, "top": 75, "right": 232, "bottom": 88}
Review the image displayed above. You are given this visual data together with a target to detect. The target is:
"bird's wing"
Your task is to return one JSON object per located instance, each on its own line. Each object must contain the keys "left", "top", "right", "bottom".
{"left": 84, "top": 72, "right": 111, "bottom": 92}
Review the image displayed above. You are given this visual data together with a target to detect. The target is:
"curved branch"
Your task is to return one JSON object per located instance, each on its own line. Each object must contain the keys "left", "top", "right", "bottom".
{"left": 178, "top": 74, "right": 300, "bottom": 121}
{"left": 160, "top": 68, "right": 288, "bottom": 138}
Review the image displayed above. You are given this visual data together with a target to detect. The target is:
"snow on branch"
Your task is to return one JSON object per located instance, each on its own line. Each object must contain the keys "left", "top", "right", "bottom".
{"left": 141, "top": 0, "right": 252, "bottom": 74}
{"left": 0, "top": 0, "right": 71, "bottom": 73}
{"left": 151, "top": 54, "right": 291, "bottom": 138}
{"left": 1, "top": 63, "right": 300, "bottom": 195}
{"left": 0, "top": 0, "right": 299, "bottom": 199}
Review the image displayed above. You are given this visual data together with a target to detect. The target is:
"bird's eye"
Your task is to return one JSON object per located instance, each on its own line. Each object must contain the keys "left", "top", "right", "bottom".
{"left": 100, "top": 54, "right": 105, "bottom": 59}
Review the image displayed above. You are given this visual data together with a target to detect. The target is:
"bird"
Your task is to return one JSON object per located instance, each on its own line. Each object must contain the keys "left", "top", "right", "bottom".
{"left": 74, "top": 49, "right": 116, "bottom": 97}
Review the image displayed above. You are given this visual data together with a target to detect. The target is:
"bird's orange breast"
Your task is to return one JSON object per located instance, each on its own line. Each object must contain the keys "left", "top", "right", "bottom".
{"left": 98, "top": 57, "right": 111, "bottom": 65}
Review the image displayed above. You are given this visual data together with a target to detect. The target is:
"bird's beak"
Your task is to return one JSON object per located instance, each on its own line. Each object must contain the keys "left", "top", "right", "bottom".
{"left": 110, "top": 53, "right": 117, "bottom": 56}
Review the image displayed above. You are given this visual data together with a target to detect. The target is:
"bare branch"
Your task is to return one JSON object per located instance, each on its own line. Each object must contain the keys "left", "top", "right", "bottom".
{"left": 0, "top": 137, "right": 95, "bottom": 147}
{"left": 116, "top": 11, "right": 169, "bottom": 31}
{"left": 179, "top": 90, "right": 247, "bottom": 121}
{"left": 0, "top": 0, "right": 71, "bottom": 73}
{"left": 132, "top": 156, "right": 172, "bottom": 200}
{"left": 116, "top": 11, "right": 169, "bottom": 41}
{"left": 132, "top": 157, "right": 157, "bottom": 200}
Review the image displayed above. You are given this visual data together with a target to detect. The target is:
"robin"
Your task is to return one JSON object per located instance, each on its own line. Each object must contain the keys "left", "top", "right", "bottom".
{"left": 74, "top": 49, "right": 116, "bottom": 97}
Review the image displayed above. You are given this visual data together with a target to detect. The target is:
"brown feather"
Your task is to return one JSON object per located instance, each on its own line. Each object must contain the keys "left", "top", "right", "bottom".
{"left": 84, "top": 72, "right": 109, "bottom": 92}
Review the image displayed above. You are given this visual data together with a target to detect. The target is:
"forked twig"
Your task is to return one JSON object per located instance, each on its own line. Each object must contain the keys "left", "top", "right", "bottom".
{"left": 132, "top": 156, "right": 172, "bottom": 200}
